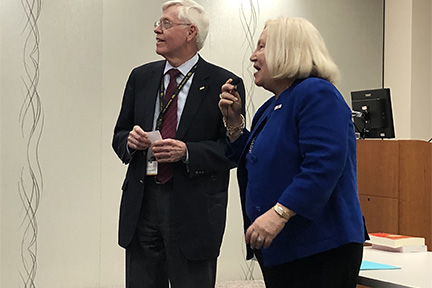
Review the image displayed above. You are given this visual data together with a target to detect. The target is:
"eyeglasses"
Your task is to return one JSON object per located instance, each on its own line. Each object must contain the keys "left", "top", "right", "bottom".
{"left": 154, "top": 19, "right": 191, "bottom": 30}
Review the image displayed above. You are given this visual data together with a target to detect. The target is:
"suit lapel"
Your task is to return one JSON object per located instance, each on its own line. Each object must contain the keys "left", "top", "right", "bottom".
{"left": 240, "top": 98, "right": 274, "bottom": 159}
{"left": 250, "top": 106, "right": 271, "bottom": 138}
{"left": 176, "top": 58, "right": 209, "bottom": 139}
{"left": 137, "top": 61, "right": 165, "bottom": 132}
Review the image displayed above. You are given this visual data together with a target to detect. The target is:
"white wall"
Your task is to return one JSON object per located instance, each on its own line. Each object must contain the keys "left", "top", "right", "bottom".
{"left": 5, "top": 0, "right": 429, "bottom": 287}
{"left": 385, "top": 0, "right": 432, "bottom": 139}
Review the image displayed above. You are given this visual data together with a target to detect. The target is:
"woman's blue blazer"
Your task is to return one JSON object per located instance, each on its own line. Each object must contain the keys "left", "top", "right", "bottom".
{"left": 227, "top": 77, "right": 366, "bottom": 266}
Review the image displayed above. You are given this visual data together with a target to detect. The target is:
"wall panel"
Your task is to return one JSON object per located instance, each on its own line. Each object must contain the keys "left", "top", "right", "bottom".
{"left": 1, "top": 0, "right": 384, "bottom": 286}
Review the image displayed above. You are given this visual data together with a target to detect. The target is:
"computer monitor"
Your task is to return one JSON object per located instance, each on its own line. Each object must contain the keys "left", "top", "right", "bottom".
{"left": 351, "top": 88, "right": 395, "bottom": 139}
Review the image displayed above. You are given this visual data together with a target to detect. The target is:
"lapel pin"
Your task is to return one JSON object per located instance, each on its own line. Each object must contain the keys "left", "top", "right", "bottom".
{"left": 274, "top": 104, "right": 282, "bottom": 110}
{"left": 199, "top": 86, "right": 205, "bottom": 90}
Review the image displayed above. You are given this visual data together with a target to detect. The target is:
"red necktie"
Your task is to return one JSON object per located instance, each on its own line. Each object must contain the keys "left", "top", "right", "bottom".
{"left": 157, "top": 68, "right": 181, "bottom": 183}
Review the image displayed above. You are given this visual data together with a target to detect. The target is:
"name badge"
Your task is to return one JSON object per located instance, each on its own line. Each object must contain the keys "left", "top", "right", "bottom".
{"left": 146, "top": 130, "right": 162, "bottom": 176}
{"left": 146, "top": 151, "right": 158, "bottom": 176}
{"left": 146, "top": 159, "right": 158, "bottom": 175}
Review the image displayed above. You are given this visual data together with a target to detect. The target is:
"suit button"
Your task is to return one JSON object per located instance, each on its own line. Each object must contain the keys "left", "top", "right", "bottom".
{"left": 256, "top": 205, "right": 261, "bottom": 212}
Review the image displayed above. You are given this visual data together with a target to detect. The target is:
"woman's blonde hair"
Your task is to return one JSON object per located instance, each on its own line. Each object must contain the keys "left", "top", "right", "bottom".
{"left": 264, "top": 17, "right": 340, "bottom": 84}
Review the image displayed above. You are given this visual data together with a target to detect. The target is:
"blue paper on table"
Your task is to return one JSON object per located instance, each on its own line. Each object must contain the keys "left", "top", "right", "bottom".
{"left": 360, "top": 260, "right": 400, "bottom": 270}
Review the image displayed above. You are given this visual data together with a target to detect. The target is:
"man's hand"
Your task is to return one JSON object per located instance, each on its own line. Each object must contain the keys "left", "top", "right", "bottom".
{"left": 152, "top": 139, "right": 187, "bottom": 163}
{"left": 127, "top": 125, "right": 151, "bottom": 150}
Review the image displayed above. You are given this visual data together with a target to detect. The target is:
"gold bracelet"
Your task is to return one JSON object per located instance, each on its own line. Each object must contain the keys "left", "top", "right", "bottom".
{"left": 223, "top": 114, "right": 245, "bottom": 137}
{"left": 273, "top": 204, "right": 295, "bottom": 221}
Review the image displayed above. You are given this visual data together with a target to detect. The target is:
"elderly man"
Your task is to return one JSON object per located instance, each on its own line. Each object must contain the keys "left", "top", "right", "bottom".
{"left": 112, "top": 1, "right": 245, "bottom": 287}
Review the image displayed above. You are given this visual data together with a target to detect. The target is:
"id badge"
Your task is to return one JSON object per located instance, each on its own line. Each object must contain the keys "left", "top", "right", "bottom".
{"left": 146, "top": 151, "right": 158, "bottom": 176}
{"left": 145, "top": 130, "right": 162, "bottom": 176}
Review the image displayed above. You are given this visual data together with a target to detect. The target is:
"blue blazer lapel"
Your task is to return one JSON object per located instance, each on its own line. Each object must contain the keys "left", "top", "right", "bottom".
{"left": 240, "top": 97, "right": 274, "bottom": 159}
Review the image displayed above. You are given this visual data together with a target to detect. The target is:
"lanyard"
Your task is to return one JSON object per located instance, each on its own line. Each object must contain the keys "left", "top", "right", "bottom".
{"left": 156, "top": 64, "right": 198, "bottom": 130}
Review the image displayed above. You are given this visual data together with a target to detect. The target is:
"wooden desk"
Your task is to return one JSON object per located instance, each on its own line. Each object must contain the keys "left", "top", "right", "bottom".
{"left": 357, "top": 139, "right": 432, "bottom": 250}
{"left": 358, "top": 247, "right": 432, "bottom": 288}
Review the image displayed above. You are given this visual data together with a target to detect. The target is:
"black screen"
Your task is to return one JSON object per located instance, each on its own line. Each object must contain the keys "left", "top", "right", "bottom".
{"left": 351, "top": 88, "right": 395, "bottom": 139}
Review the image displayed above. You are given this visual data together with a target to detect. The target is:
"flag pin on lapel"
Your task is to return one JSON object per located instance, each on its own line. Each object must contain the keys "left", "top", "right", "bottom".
{"left": 274, "top": 104, "right": 282, "bottom": 110}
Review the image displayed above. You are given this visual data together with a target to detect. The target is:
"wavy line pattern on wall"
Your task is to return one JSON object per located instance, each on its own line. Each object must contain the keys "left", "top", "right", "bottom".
{"left": 19, "top": 0, "right": 43, "bottom": 287}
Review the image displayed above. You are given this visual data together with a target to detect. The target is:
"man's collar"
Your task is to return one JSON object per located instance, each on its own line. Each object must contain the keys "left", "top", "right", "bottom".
{"left": 164, "top": 54, "right": 199, "bottom": 76}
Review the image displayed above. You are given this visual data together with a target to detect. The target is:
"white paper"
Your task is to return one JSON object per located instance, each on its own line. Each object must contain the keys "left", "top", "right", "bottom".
{"left": 147, "top": 130, "right": 162, "bottom": 143}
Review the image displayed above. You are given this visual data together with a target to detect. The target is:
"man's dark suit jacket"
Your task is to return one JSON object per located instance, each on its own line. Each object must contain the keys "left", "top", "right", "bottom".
{"left": 112, "top": 56, "right": 245, "bottom": 261}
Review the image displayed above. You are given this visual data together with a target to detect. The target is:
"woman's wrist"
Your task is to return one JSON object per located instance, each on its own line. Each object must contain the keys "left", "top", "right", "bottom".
{"left": 223, "top": 114, "right": 245, "bottom": 138}
{"left": 273, "top": 203, "right": 296, "bottom": 222}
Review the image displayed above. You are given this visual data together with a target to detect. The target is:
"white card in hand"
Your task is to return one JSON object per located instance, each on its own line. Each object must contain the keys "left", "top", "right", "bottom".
{"left": 147, "top": 130, "right": 162, "bottom": 143}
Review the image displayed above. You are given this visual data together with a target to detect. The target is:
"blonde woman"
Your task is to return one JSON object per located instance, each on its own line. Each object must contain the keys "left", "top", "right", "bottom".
{"left": 220, "top": 17, "right": 366, "bottom": 288}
